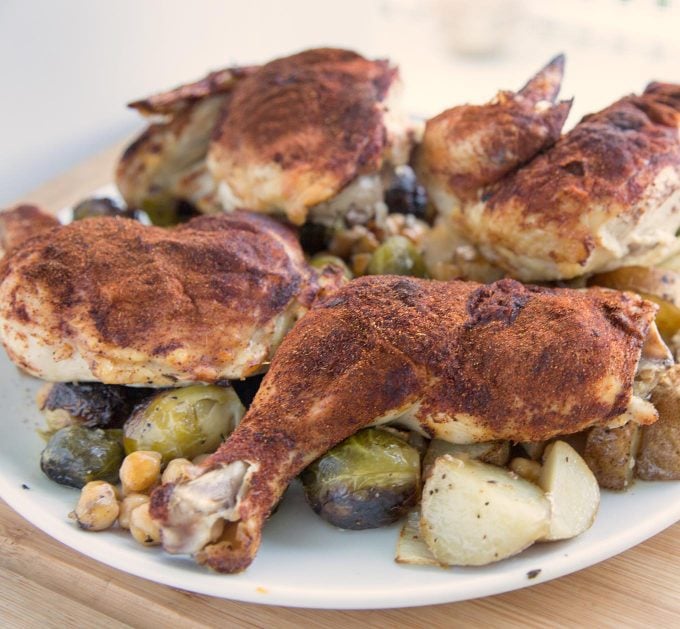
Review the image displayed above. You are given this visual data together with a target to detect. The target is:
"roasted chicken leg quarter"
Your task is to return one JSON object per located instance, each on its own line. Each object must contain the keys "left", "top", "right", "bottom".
{"left": 0, "top": 212, "right": 342, "bottom": 385}
{"left": 151, "top": 276, "right": 668, "bottom": 573}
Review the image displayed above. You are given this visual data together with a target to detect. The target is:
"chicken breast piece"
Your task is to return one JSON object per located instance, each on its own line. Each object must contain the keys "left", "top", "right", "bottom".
{"left": 0, "top": 212, "right": 342, "bottom": 386}
{"left": 116, "top": 66, "right": 258, "bottom": 215}
{"left": 150, "top": 276, "right": 666, "bottom": 573}
{"left": 471, "top": 82, "right": 680, "bottom": 280}
{"left": 208, "top": 48, "right": 414, "bottom": 225}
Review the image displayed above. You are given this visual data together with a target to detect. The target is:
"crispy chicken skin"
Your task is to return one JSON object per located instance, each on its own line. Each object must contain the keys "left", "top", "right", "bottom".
{"left": 0, "top": 212, "right": 341, "bottom": 386}
{"left": 417, "top": 55, "right": 571, "bottom": 210}
{"left": 208, "top": 48, "right": 409, "bottom": 225}
{"left": 116, "top": 66, "right": 257, "bottom": 213}
{"left": 421, "top": 72, "right": 680, "bottom": 282}
{"left": 117, "top": 48, "right": 413, "bottom": 225}
{"left": 474, "top": 82, "right": 680, "bottom": 280}
{"left": 151, "top": 276, "right": 661, "bottom": 573}
{"left": 0, "top": 205, "right": 60, "bottom": 257}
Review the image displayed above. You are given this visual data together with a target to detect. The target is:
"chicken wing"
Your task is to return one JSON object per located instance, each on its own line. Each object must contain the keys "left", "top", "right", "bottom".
{"left": 0, "top": 212, "right": 342, "bottom": 385}
{"left": 151, "top": 276, "right": 667, "bottom": 573}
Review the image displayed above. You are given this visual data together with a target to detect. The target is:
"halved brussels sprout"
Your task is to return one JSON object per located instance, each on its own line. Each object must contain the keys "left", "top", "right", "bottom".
{"left": 300, "top": 428, "right": 421, "bottom": 530}
{"left": 367, "top": 236, "right": 427, "bottom": 277}
{"left": 123, "top": 385, "right": 245, "bottom": 464}
{"left": 139, "top": 197, "right": 200, "bottom": 227}
{"left": 40, "top": 425, "right": 124, "bottom": 488}
{"left": 72, "top": 197, "right": 149, "bottom": 223}
{"left": 309, "top": 253, "right": 353, "bottom": 280}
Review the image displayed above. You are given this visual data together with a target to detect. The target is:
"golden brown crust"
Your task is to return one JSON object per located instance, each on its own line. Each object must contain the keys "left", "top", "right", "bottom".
{"left": 418, "top": 55, "right": 570, "bottom": 203}
{"left": 481, "top": 83, "right": 680, "bottom": 272}
{"left": 0, "top": 212, "right": 324, "bottom": 384}
{"left": 208, "top": 48, "right": 398, "bottom": 223}
{"left": 0, "top": 205, "right": 60, "bottom": 256}
{"left": 161, "top": 276, "right": 655, "bottom": 572}
{"left": 128, "top": 66, "right": 259, "bottom": 117}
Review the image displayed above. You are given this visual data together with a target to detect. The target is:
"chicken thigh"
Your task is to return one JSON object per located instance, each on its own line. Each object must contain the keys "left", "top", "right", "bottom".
{"left": 151, "top": 276, "right": 667, "bottom": 573}
{"left": 0, "top": 212, "right": 342, "bottom": 386}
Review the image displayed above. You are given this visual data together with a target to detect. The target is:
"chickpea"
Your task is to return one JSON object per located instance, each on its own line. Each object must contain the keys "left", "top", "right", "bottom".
{"left": 118, "top": 493, "right": 150, "bottom": 530}
{"left": 120, "top": 451, "right": 162, "bottom": 494}
{"left": 129, "top": 503, "right": 161, "bottom": 545}
{"left": 161, "top": 458, "right": 194, "bottom": 484}
{"left": 74, "top": 481, "right": 120, "bottom": 531}
{"left": 509, "top": 457, "right": 543, "bottom": 485}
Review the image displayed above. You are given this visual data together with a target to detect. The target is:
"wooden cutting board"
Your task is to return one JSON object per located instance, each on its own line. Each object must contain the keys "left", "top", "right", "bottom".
{"left": 2, "top": 142, "right": 680, "bottom": 627}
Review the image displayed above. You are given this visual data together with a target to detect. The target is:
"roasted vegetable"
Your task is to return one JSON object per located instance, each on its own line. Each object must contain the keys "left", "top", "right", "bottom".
{"left": 420, "top": 455, "right": 550, "bottom": 566}
{"left": 138, "top": 196, "right": 199, "bottom": 227}
{"left": 422, "top": 439, "right": 510, "bottom": 475}
{"left": 636, "top": 365, "right": 680, "bottom": 480}
{"left": 367, "top": 235, "right": 427, "bottom": 277}
{"left": 589, "top": 266, "right": 680, "bottom": 340}
{"left": 72, "top": 197, "right": 148, "bottom": 223}
{"left": 538, "top": 441, "right": 600, "bottom": 540}
{"left": 301, "top": 428, "right": 421, "bottom": 530}
{"left": 395, "top": 508, "right": 441, "bottom": 567}
{"left": 384, "top": 165, "right": 428, "bottom": 219}
{"left": 40, "top": 382, "right": 153, "bottom": 432}
{"left": 584, "top": 423, "right": 640, "bottom": 490}
{"left": 123, "top": 385, "right": 245, "bottom": 464}
{"left": 40, "top": 426, "right": 124, "bottom": 488}
{"left": 309, "top": 253, "right": 353, "bottom": 280}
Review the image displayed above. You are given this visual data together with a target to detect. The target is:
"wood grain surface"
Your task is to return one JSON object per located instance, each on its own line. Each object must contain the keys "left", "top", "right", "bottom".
{"left": 2, "top": 143, "right": 680, "bottom": 628}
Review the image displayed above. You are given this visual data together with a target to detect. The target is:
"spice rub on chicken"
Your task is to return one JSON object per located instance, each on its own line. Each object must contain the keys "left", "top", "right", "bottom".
{"left": 117, "top": 48, "right": 415, "bottom": 226}
{"left": 151, "top": 276, "right": 667, "bottom": 573}
{"left": 419, "top": 68, "right": 680, "bottom": 282}
{"left": 0, "top": 212, "right": 342, "bottom": 386}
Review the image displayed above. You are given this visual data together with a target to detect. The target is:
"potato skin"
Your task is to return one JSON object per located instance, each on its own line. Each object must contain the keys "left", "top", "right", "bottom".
{"left": 584, "top": 423, "right": 640, "bottom": 490}
{"left": 636, "top": 365, "right": 680, "bottom": 480}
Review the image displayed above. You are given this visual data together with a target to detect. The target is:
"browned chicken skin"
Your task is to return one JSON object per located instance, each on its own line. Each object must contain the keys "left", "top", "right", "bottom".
{"left": 0, "top": 212, "right": 342, "bottom": 385}
{"left": 0, "top": 205, "right": 60, "bottom": 257}
{"left": 151, "top": 276, "right": 663, "bottom": 573}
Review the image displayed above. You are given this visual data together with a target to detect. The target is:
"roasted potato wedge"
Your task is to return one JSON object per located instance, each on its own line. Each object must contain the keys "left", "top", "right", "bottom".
{"left": 539, "top": 441, "right": 600, "bottom": 541}
{"left": 395, "top": 508, "right": 441, "bottom": 567}
{"left": 420, "top": 455, "right": 550, "bottom": 566}
{"left": 636, "top": 365, "right": 680, "bottom": 480}
{"left": 584, "top": 423, "right": 640, "bottom": 490}
{"left": 422, "top": 439, "right": 510, "bottom": 476}
{"left": 589, "top": 266, "right": 680, "bottom": 340}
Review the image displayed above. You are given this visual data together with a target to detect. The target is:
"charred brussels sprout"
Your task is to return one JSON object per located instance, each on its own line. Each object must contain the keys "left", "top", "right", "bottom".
{"left": 301, "top": 428, "right": 421, "bottom": 530}
{"left": 139, "top": 197, "right": 200, "bottom": 227}
{"left": 40, "top": 382, "right": 154, "bottom": 432}
{"left": 367, "top": 236, "right": 427, "bottom": 277}
{"left": 72, "top": 197, "right": 149, "bottom": 223}
{"left": 40, "top": 425, "right": 124, "bottom": 488}
{"left": 310, "top": 253, "right": 353, "bottom": 280}
{"left": 384, "top": 165, "right": 428, "bottom": 219}
{"left": 123, "top": 385, "right": 245, "bottom": 464}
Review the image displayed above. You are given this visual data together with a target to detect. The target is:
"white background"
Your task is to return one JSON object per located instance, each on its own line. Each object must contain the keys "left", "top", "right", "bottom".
{"left": 1, "top": 0, "right": 679, "bottom": 206}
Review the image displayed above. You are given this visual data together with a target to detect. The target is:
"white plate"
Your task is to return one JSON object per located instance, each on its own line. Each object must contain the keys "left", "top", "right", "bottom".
{"left": 3, "top": 191, "right": 680, "bottom": 609}
{"left": 3, "top": 357, "right": 680, "bottom": 609}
